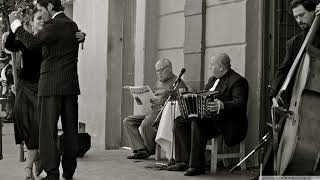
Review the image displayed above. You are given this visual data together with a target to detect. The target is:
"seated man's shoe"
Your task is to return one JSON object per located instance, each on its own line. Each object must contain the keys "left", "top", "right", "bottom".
{"left": 127, "top": 149, "right": 150, "bottom": 159}
{"left": 167, "top": 162, "right": 189, "bottom": 171}
{"left": 184, "top": 167, "right": 205, "bottom": 176}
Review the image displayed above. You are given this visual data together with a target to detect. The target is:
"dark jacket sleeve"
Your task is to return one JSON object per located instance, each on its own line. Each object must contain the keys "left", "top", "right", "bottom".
{"left": 4, "top": 30, "right": 21, "bottom": 52}
{"left": 14, "top": 22, "right": 58, "bottom": 49}
{"left": 223, "top": 77, "right": 249, "bottom": 112}
{"left": 271, "top": 39, "right": 294, "bottom": 97}
{"left": 6, "top": 65, "right": 14, "bottom": 85}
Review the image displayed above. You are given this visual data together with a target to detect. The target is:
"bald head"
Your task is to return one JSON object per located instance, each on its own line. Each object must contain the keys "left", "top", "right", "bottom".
{"left": 155, "top": 58, "right": 172, "bottom": 69}
{"left": 211, "top": 53, "right": 231, "bottom": 69}
{"left": 155, "top": 58, "right": 173, "bottom": 82}
{"left": 209, "top": 53, "right": 231, "bottom": 78}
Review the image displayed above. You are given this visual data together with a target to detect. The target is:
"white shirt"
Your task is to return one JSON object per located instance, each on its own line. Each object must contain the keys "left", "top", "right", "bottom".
{"left": 209, "top": 79, "right": 220, "bottom": 91}
{"left": 52, "top": 11, "right": 64, "bottom": 19}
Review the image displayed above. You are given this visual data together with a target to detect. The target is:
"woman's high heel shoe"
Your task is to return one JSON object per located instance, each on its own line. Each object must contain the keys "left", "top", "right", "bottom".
{"left": 34, "top": 159, "right": 43, "bottom": 176}
{"left": 25, "top": 167, "right": 34, "bottom": 180}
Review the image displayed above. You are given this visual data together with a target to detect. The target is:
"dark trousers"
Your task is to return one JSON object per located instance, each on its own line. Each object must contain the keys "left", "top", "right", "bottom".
{"left": 174, "top": 117, "right": 221, "bottom": 168}
{"left": 38, "top": 95, "right": 78, "bottom": 178}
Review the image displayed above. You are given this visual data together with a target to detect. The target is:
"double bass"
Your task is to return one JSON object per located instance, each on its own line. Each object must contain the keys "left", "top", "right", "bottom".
{"left": 273, "top": 15, "right": 320, "bottom": 175}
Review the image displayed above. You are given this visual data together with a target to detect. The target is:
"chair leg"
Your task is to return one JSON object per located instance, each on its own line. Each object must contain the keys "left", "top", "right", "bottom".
{"left": 211, "top": 138, "right": 218, "bottom": 173}
{"left": 155, "top": 144, "right": 161, "bottom": 161}
{"left": 208, "top": 138, "right": 246, "bottom": 173}
{"left": 240, "top": 141, "right": 246, "bottom": 170}
{"left": 222, "top": 139, "right": 228, "bottom": 167}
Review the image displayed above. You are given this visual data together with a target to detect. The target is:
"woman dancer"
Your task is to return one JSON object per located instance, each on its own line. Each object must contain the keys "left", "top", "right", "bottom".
{"left": 5, "top": 9, "right": 44, "bottom": 180}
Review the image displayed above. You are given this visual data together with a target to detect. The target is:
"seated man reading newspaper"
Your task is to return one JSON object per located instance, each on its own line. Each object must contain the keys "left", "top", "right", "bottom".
{"left": 123, "top": 58, "right": 188, "bottom": 159}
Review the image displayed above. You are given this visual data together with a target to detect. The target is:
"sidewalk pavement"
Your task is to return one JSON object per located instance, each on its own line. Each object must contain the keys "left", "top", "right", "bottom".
{"left": 0, "top": 123, "right": 255, "bottom": 180}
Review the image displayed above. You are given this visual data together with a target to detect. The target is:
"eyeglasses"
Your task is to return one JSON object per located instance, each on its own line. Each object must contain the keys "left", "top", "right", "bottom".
{"left": 156, "top": 65, "right": 169, "bottom": 73}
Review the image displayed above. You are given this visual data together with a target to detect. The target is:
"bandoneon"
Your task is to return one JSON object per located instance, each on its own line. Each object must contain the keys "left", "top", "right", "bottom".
{"left": 177, "top": 91, "right": 219, "bottom": 119}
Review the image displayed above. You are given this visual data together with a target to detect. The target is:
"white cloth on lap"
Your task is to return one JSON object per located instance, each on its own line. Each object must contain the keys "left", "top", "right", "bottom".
{"left": 155, "top": 101, "right": 180, "bottom": 159}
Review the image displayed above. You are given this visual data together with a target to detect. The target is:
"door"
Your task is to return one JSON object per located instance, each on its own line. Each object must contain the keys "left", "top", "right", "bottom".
{"left": 262, "top": 0, "right": 301, "bottom": 134}
{"left": 121, "top": 0, "right": 136, "bottom": 146}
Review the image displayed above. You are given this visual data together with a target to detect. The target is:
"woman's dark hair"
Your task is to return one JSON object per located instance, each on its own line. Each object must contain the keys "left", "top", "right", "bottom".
{"left": 37, "top": 0, "right": 65, "bottom": 12}
{"left": 22, "top": 8, "right": 38, "bottom": 29}
{"left": 31, "top": 8, "right": 39, "bottom": 21}
{"left": 22, "top": 8, "right": 39, "bottom": 26}
{"left": 289, "top": 0, "right": 316, "bottom": 14}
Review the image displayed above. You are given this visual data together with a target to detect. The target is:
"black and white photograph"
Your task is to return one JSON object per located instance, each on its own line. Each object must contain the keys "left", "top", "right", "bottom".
{"left": 1, "top": 0, "right": 320, "bottom": 180}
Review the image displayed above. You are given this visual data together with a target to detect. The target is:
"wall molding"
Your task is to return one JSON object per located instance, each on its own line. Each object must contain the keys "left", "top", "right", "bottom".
{"left": 205, "top": 42, "right": 247, "bottom": 49}
{"left": 159, "top": 10, "right": 184, "bottom": 18}
{"left": 207, "top": 0, "right": 245, "bottom": 9}
{"left": 158, "top": 46, "right": 184, "bottom": 51}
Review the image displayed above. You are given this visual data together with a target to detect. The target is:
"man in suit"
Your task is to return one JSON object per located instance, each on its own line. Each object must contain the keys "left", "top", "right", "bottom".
{"left": 167, "top": 53, "right": 248, "bottom": 176}
{"left": 123, "top": 58, "right": 189, "bottom": 159}
{"left": 262, "top": 0, "right": 320, "bottom": 175}
{"left": 271, "top": 0, "right": 320, "bottom": 105}
{"left": 9, "top": 0, "right": 82, "bottom": 179}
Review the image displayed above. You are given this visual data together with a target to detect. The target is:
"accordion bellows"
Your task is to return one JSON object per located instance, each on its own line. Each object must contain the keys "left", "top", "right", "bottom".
{"left": 177, "top": 91, "right": 220, "bottom": 119}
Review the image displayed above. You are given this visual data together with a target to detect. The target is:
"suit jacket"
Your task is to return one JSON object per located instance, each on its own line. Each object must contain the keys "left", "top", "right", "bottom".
{"left": 5, "top": 30, "right": 42, "bottom": 83}
{"left": 14, "top": 13, "right": 80, "bottom": 96}
{"left": 205, "top": 69, "right": 249, "bottom": 146}
{"left": 271, "top": 29, "right": 320, "bottom": 99}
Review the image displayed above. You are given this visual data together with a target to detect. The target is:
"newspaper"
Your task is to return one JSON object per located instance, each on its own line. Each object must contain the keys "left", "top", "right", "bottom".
{"left": 125, "top": 86, "right": 156, "bottom": 115}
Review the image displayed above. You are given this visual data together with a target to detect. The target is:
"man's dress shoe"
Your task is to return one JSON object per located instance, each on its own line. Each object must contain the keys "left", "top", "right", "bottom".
{"left": 127, "top": 150, "right": 150, "bottom": 159}
{"left": 167, "top": 162, "right": 189, "bottom": 171}
{"left": 184, "top": 167, "right": 205, "bottom": 176}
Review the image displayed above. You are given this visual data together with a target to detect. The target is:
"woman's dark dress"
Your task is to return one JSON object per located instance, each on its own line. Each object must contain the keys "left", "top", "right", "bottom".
{"left": 5, "top": 31, "right": 42, "bottom": 149}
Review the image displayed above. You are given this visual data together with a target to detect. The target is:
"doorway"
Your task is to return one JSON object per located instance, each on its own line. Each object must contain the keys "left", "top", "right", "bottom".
{"left": 261, "top": 0, "right": 301, "bottom": 134}
{"left": 105, "top": 0, "right": 136, "bottom": 149}
{"left": 121, "top": 0, "right": 136, "bottom": 146}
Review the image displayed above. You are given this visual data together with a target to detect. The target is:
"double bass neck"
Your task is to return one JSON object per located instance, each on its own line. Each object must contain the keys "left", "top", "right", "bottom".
{"left": 277, "top": 16, "right": 320, "bottom": 99}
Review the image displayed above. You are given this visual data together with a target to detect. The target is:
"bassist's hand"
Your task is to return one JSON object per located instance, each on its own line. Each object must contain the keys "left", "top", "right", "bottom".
{"left": 272, "top": 97, "right": 284, "bottom": 108}
{"left": 276, "top": 96, "right": 284, "bottom": 107}
{"left": 316, "top": 3, "right": 320, "bottom": 16}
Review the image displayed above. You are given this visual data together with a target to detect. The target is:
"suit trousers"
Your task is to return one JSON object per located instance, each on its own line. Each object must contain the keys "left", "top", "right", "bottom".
{"left": 123, "top": 110, "right": 159, "bottom": 154}
{"left": 174, "top": 117, "right": 221, "bottom": 168}
{"left": 38, "top": 95, "right": 78, "bottom": 178}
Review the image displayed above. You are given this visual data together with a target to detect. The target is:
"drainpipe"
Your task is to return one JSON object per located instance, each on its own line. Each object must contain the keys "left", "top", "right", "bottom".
{"left": 184, "top": 0, "right": 206, "bottom": 91}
